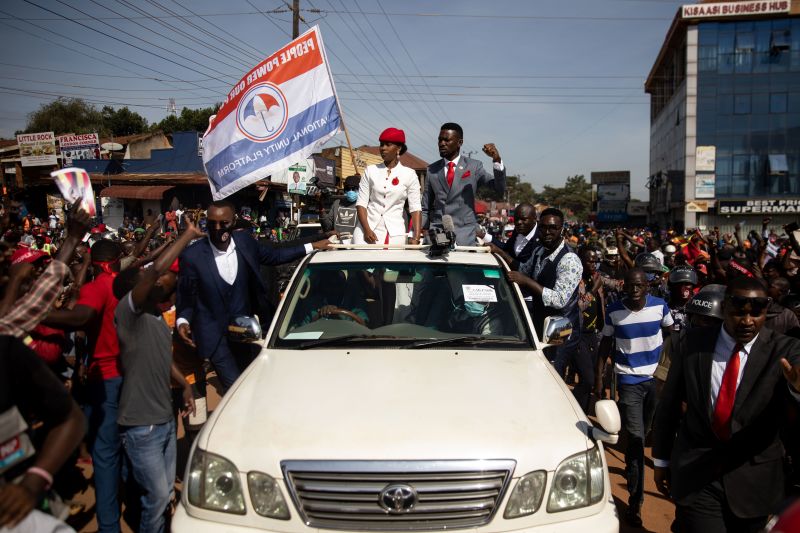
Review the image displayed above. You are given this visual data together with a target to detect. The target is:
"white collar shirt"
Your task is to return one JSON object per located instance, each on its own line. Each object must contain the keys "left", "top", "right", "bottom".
{"left": 710, "top": 326, "right": 758, "bottom": 409}
{"left": 443, "top": 154, "right": 461, "bottom": 171}
{"left": 514, "top": 224, "right": 538, "bottom": 256}
{"left": 209, "top": 236, "right": 238, "bottom": 285}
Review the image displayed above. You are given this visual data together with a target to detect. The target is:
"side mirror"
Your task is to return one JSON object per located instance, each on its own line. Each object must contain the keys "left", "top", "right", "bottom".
{"left": 227, "top": 315, "right": 263, "bottom": 344}
{"left": 542, "top": 316, "right": 572, "bottom": 345}
{"left": 592, "top": 400, "right": 621, "bottom": 445}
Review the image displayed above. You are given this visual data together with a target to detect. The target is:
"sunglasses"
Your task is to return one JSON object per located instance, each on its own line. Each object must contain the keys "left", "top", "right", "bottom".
{"left": 727, "top": 295, "right": 771, "bottom": 315}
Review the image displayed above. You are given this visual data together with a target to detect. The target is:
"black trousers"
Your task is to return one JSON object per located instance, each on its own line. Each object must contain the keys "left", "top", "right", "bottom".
{"left": 675, "top": 480, "right": 768, "bottom": 533}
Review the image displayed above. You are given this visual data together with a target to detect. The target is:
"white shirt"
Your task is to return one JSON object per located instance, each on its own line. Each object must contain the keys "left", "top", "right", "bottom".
{"left": 442, "top": 154, "right": 505, "bottom": 172}
{"left": 514, "top": 224, "right": 538, "bottom": 256}
{"left": 211, "top": 236, "right": 239, "bottom": 285}
{"left": 710, "top": 327, "right": 756, "bottom": 410}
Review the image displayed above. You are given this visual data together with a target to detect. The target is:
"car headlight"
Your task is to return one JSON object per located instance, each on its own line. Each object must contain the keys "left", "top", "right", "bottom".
{"left": 546, "top": 446, "right": 604, "bottom": 512}
{"left": 247, "top": 472, "right": 290, "bottom": 519}
{"left": 187, "top": 449, "right": 246, "bottom": 515}
{"left": 503, "top": 471, "right": 547, "bottom": 518}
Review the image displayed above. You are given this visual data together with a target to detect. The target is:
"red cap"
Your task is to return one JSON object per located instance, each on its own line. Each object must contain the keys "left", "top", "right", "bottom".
{"left": 11, "top": 247, "right": 48, "bottom": 265}
{"left": 379, "top": 127, "right": 405, "bottom": 144}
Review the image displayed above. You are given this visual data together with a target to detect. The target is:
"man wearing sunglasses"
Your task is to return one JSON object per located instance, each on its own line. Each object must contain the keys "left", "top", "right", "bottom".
{"left": 653, "top": 276, "right": 800, "bottom": 533}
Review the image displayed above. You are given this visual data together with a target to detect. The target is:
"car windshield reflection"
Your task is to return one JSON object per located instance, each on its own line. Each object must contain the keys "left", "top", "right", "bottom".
{"left": 273, "top": 262, "right": 531, "bottom": 349}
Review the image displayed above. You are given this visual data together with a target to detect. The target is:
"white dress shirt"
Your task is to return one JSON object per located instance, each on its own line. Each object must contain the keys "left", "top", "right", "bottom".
{"left": 443, "top": 154, "right": 505, "bottom": 172}
{"left": 514, "top": 224, "right": 538, "bottom": 256}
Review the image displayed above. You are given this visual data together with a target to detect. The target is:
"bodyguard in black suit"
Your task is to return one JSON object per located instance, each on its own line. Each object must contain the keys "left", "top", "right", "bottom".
{"left": 653, "top": 276, "right": 800, "bottom": 532}
{"left": 488, "top": 203, "right": 539, "bottom": 270}
{"left": 176, "top": 200, "right": 330, "bottom": 391}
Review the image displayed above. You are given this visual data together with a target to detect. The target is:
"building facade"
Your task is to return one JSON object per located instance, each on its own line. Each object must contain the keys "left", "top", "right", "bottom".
{"left": 646, "top": 0, "right": 800, "bottom": 233}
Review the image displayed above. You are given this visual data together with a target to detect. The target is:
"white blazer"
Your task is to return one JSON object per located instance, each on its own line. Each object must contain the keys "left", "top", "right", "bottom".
{"left": 356, "top": 161, "right": 421, "bottom": 237}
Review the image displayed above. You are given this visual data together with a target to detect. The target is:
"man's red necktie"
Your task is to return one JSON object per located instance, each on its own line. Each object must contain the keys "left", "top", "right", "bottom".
{"left": 446, "top": 161, "right": 455, "bottom": 188}
{"left": 712, "top": 343, "right": 742, "bottom": 440}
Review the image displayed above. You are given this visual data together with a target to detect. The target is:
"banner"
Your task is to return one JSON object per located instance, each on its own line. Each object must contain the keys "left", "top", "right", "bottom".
{"left": 17, "top": 132, "right": 57, "bottom": 167}
{"left": 58, "top": 133, "right": 100, "bottom": 166}
{"left": 202, "top": 26, "right": 341, "bottom": 199}
{"left": 51, "top": 167, "right": 97, "bottom": 216}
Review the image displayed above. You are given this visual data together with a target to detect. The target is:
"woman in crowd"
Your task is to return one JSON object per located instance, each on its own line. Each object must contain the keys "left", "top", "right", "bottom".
{"left": 353, "top": 128, "right": 422, "bottom": 245}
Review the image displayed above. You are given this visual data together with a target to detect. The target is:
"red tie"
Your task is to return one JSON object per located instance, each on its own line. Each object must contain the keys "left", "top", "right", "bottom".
{"left": 446, "top": 161, "right": 455, "bottom": 187}
{"left": 712, "top": 343, "right": 742, "bottom": 440}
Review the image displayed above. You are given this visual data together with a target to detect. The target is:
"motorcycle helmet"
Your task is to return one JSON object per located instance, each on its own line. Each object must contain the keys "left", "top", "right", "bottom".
{"left": 635, "top": 252, "right": 663, "bottom": 273}
{"left": 668, "top": 266, "right": 698, "bottom": 286}
{"left": 685, "top": 284, "right": 726, "bottom": 322}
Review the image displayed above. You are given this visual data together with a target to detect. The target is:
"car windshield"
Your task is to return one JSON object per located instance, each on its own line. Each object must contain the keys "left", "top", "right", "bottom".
{"left": 272, "top": 261, "right": 531, "bottom": 348}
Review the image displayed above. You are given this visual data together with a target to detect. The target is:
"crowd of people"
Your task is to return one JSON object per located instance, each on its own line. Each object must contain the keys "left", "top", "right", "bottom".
{"left": 0, "top": 121, "right": 798, "bottom": 533}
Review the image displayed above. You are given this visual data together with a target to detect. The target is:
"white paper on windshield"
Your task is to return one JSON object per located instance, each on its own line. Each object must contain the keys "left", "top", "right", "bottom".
{"left": 284, "top": 331, "right": 323, "bottom": 340}
{"left": 462, "top": 285, "right": 498, "bottom": 303}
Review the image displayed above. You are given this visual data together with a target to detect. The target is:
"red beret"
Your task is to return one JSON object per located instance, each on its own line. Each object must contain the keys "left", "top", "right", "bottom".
{"left": 11, "top": 247, "right": 48, "bottom": 265}
{"left": 379, "top": 127, "right": 405, "bottom": 144}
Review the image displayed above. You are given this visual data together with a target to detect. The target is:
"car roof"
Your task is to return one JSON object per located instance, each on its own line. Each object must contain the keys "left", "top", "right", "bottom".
{"left": 308, "top": 249, "right": 503, "bottom": 267}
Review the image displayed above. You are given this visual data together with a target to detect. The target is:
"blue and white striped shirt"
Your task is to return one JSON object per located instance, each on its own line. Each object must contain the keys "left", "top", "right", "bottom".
{"left": 602, "top": 295, "right": 674, "bottom": 385}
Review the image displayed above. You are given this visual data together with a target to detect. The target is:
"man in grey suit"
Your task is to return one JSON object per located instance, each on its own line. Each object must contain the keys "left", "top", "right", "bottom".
{"left": 421, "top": 122, "right": 506, "bottom": 245}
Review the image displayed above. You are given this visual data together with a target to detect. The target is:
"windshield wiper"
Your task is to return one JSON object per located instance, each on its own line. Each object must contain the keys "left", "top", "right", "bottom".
{"left": 295, "top": 334, "right": 404, "bottom": 349}
{"left": 404, "top": 337, "right": 529, "bottom": 349}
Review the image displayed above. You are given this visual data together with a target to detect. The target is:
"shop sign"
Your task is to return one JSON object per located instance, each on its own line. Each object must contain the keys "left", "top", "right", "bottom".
{"left": 597, "top": 183, "right": 630, "bottom": 202}
{"left": 686, "top": 200, "right": 711, "bottom": 213}
{"left": 695, "top": 146, "right": 716, "bottom": 172}
{"left": 58, "top": 133, "right": 100, "bottom": 166}
{"left": 718, "top": 199, "right": 800, "bottom": 214}
{"left": 695, "top": 175, "right": 715, "bottom": 199}
{"left": 682, "top": 1, "right": 790, "bottom": 19}
{"left": 17, "top": 132, "right": 57, "bottom": 167}
{"left": 590, "top": 170, "right": 629, "bottom": 186}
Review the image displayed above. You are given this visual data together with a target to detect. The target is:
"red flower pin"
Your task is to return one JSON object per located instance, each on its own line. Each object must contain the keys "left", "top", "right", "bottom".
{"left": 392, "top": 177, "right": 399, "bottom": 186}
{"left": 462, "top": 170, "right": 471, "bottom": 179}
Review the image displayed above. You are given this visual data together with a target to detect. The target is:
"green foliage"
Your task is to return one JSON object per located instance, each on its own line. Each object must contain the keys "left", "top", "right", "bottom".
{"left": 22, "top": 98, "right": 105, "bottom": 136}
{"left": 151, "top": 106, "right": 220, "bottom": 134}
{"left": 477, "top": 174, "right": 592, "bottom": 220}
{"left": 20, "top": 98, "right": 149, "bottom": 137}
{"left": 100, "top": 106, "right": 148, "bottom": 136}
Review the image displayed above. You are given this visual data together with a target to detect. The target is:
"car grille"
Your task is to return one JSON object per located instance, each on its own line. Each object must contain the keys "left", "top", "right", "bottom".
{"left": 281, "top": 460, "right": 516, "bottom": 531}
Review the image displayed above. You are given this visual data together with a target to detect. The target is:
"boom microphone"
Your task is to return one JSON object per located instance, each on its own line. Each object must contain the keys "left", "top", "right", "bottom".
{"left": 442, "top": 214, "right": 455, "bottom": 233}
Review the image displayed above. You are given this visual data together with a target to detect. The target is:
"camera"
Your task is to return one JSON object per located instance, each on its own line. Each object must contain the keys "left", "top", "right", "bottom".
{"left": 427, "top": 227, "right": 454, "bottom": 257}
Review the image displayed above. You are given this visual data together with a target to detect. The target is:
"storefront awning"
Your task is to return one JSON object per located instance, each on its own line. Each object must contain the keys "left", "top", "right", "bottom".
{"left": 99, "top": 185, "right": 174, "bottom": 200}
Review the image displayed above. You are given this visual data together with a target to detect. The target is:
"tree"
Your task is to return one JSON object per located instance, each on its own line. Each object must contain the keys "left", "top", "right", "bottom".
{"left": 22, "top": 98, "right": 104, "bottom": 136}
{"left": 101, "top": 106, "right": 148, "bottom": 136}
{"left": 477, "top": 175, "right": 537, "bottom": 205}
{"left": 539, "top": 175, "right": 592, "bottom": 220}
{"left": 152, "top": 105, "right": 220, "bottom": 134}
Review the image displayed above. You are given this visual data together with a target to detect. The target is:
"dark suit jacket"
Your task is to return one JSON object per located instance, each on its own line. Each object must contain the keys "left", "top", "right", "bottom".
{"left": 499, "top": 229, "right": 539, "bottom": 269}
{"left": 421, "top": 156, "right": 505, "bottom": 246}
{"left": 176, "top": 232, "right": 306, "bottom": 357}
{"left": 653, "top": 326, "right": 800, "bottom": 518}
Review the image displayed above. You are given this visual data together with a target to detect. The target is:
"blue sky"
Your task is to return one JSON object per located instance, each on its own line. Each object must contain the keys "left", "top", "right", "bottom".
{"left": 0, "top": 0, "right": 685, "bottom": 199}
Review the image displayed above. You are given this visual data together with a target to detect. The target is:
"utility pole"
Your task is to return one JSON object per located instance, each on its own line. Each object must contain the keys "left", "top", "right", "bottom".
{"left": 292, "top": 0, "right": 300, "bottom": 38}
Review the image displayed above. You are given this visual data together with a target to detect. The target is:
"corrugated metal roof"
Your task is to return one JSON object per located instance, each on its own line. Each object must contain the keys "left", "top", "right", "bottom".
{"left": 98, "top": 185, "right": 175, "bottom": 200}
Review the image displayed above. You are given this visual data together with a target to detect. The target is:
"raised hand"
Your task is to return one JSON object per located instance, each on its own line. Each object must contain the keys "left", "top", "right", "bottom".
{"left": 482, "top": 143, "right": 501, "bottom": 162}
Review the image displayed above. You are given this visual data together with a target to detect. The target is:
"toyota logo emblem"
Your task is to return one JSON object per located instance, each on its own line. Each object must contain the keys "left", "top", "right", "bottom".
{"left": 379, "top": 484, "right": 418, "bottom": 513}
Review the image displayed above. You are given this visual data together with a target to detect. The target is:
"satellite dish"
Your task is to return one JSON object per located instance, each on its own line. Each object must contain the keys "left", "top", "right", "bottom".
{"left": 101, "top": 142, "right": 124, "bottom": 151}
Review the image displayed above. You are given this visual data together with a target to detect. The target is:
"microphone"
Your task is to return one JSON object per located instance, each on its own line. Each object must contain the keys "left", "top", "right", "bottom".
{"left": 442, "top": 214, "right": 455, "bottom": 233}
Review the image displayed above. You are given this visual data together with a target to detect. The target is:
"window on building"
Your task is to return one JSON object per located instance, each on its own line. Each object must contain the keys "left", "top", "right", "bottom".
{"left": 771, "top": 29, "right": 791, "bottom": 53}
{"left": 734, "top": 94, "right": 751, "bottom": 114}
{"left": 735, "top": 32, "right": 754, "bottom": 72}
{"left": 768, "top": 154, "right": 788, "bottom": 173}
{"left": 770, "top": 93, "right": 788, "bottom": 113}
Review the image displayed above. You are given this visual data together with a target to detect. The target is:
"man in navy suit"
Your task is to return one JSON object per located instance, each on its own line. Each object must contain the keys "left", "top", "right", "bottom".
{"left": 488, "top": 203, "right": 539, "bottom": 270}
{"left": 422, "top": 122, "right": 506, "bottom": 246}
{"left": 176, "top": 200, "right": 330, "bottom": 390}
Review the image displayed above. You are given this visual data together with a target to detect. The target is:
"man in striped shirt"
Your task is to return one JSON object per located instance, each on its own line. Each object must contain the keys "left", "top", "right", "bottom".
{"left": 594, "top": 267, "right": 675, "bottom": 527}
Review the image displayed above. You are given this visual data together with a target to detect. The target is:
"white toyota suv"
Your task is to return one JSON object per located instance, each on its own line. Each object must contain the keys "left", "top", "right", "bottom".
{"left": 174, "top": 246, "right": 621, "bottom": 532}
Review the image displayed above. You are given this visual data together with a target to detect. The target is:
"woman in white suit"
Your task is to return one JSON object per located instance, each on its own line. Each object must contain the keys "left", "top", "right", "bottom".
{"left": 354, "top": 127, "right": 422, "bottom": 245}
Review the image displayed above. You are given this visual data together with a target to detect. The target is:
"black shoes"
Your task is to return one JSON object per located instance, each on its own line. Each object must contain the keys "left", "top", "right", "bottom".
{"left": 624, "top": 505, "right": 643, "bottom": 528}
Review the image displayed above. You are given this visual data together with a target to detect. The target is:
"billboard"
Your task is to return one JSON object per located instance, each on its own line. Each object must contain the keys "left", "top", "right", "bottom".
{"left": 590, "top": 170, "right": 630, "bottom": 185}
{"left": 17, "top": 132, "right": 57, "bottom": 167}
{"left": 682, "top": 1, "right": 790, "bottom": 19}
{"left": 597, "top": 183, "right": 630, "bottom": 202}
{"left": 695, "top": 146, "right": 716, "bottom": 172}
{"left": 58, "top": 133, "right": 100, "bottom": 166}
{"left": 695, "top": 175, "right": 716, "bottom": 198}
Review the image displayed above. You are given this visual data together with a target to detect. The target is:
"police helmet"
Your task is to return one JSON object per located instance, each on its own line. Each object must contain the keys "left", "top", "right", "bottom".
{"left": 685, "top": 284, "right": 726, "bottom": 321}
{"left": 635, "top": 252, "right": 663, "bottom": 273}
{"left": 668, "top": 266, "right": 698, "bottom": 286}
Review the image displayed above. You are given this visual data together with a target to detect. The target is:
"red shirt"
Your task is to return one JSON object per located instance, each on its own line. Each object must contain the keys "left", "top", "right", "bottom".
{"left": 76, "top": 273, "right": 121, "bottom": 381}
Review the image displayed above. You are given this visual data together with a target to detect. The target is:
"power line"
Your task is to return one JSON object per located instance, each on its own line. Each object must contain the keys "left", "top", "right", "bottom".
{"left": 170, "top": 0, "right": 268, "bottom": 60}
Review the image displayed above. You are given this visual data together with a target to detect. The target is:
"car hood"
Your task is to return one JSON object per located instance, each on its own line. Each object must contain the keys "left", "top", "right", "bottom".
{"left": 200, "top": 349, "right": 591, "bottom": 477}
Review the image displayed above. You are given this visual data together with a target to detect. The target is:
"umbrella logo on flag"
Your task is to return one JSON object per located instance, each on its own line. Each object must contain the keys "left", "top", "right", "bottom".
{"left": 236, "top": 82, "right": 289, "bottom": 142}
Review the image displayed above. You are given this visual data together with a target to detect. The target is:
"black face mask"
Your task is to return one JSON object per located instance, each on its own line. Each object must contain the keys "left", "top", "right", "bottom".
{"left": 208, "top": 227, "right": 232, "bottom": 248}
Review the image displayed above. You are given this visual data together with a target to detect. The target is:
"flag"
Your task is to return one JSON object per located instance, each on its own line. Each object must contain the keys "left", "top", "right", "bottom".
{"left": 202, "top": 25, "right": 341, "bottom": 199}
